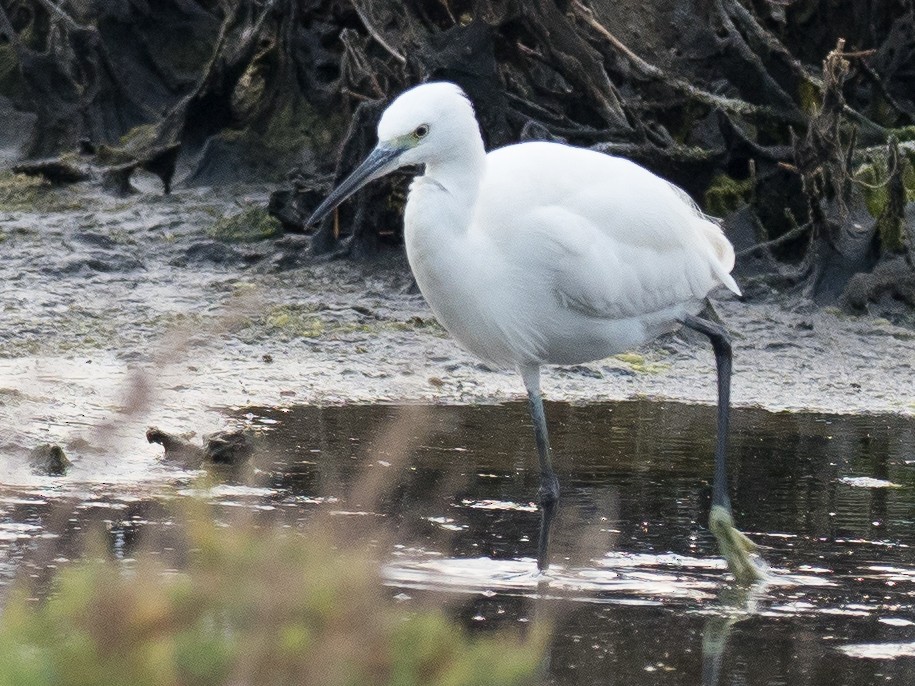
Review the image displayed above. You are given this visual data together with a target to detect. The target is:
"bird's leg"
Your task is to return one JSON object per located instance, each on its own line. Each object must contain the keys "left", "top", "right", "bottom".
{"left": 522, "top": 365, "right": 560, "bottom": 571}
{"left": 682, "top": 314, "right": 766, "bottom": 585}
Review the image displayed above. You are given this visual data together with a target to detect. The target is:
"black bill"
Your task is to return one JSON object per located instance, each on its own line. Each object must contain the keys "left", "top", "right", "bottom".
{"left": 306, "top": 145, "right": 404, "bottom": 226}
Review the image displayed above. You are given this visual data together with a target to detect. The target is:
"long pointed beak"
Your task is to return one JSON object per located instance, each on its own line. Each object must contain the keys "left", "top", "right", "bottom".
{"left": 306, "top": 145, "right": 405, "bottom": 226}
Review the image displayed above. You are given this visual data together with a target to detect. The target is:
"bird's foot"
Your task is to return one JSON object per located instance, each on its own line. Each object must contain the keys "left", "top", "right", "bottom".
{"left": 709, "top": 504, "right": 767, "bottom": 585}
{"left": 536, "top": 478, "right": 559, "bottom": 572}
{"left": 537, "top": 472, "right": 560, "bottom": 507}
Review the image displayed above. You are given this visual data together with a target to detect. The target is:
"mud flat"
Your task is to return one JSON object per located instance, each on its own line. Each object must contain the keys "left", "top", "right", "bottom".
{"left": 0, "top": 183, "right": 913, "bottom": 479}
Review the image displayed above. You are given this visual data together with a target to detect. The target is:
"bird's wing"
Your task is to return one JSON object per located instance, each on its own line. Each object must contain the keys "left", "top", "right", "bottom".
{"left": 477, "top": 143, "right": 739, "bottom": 321}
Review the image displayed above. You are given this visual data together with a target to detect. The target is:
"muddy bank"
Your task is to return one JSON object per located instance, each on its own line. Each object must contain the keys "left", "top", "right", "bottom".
{"left": 0, "top": 182, "right": 913, "bottom": 481}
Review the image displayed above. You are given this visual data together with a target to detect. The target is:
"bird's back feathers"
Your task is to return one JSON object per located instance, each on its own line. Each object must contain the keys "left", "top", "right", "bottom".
{"left": 474, "top": 142, "right": 740, "bottom": 323}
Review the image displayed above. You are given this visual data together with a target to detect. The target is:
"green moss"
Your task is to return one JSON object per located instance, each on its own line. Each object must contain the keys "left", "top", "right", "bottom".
{"left": 268, "top": 98, "right": 346, "bottom": 157}
{"left": 208, "top": 205, "right": 281, "bottom": 243}
{"left": 855, "top": 147, "right": 915, "bottom": 251}
{"left": 866, "top": 96, "right": 899, "bottom": 129}
{"left": 263, "top": 305, "right": 325, "bottom": 339}
{"left": 0, "top": 172, "right": 84, "bottom": 213}
{"left": 95, "top": 124, "right": 162, "bottom": 165}
{"left": 239, "top": 306, "right": 449, "bottom": 345}
{"left": 0, "top": 173, "right": 45, "bottom": 210}
{"left": 118, "top": 123, "right": 160, "bottom": 151}
{"left": 387, "top": 316, "right": 447, "bottom": 335}
{"left": 798, "top": 79, "right": 822, "bottom": 116}
{"left": 231, "top": 63, "right": 267, "bottom": 122}
{"left": 614, "top": 352, "right": 670, "bottom": 374}
{"left": 877, "top": 211, "right": 905, "bottom": 253}
{"left": 703, "top": 174, "right": 753, "bottom": 218}
{"left": 231, "top": 97, "right": 348, "bottom": 181}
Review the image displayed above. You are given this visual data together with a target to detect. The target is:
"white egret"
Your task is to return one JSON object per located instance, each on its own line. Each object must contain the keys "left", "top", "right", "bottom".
{"left": 308, "top": 82, "right": 765, "bottom": 584}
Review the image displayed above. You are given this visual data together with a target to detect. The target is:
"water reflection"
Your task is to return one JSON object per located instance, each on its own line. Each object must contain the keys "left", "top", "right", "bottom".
{"left": 1, "top": 400, "right": 914, "bottom": 684}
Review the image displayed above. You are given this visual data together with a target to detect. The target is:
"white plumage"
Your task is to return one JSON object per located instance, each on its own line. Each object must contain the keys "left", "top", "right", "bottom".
{"left": 403, "top": 134, "right": 740, "bottom": 367}
{"left": 308, "top": 82, "right": 765, "bottom": 583}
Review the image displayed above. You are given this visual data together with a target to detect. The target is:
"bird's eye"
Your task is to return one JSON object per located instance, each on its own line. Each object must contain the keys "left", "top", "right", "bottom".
{"left": 414, "top": 124, "right": 430, "bottom": 139}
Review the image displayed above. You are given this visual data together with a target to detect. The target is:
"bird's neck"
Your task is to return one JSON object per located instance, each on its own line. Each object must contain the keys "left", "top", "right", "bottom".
{"left": 423, "top": 144, "right": 486, "bottom": 217}
{"left": 406, "top": 138, "right": 486, "bottom": 242}
{"left": 403, "top": 141, "right": 487, "bottom": 306}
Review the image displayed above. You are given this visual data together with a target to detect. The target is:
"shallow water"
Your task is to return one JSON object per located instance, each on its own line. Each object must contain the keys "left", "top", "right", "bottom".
{"left": 2, "top": 400, "right": 915, "bottom": 684}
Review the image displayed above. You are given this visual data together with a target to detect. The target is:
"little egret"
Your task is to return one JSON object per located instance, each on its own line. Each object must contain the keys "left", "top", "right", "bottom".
{"left": 308, "top": 82, "right": 765, "bottom": 584}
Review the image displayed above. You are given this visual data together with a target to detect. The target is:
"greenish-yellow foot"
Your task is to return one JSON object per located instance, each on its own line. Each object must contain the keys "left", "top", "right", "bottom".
{"left": 709, "top": 504, "right": 767, "bottom": 585}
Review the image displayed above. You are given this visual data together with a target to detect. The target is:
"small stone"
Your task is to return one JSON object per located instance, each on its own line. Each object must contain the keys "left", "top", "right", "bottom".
{"left": 29, "top": 444, "right": 71, "bottom": 476}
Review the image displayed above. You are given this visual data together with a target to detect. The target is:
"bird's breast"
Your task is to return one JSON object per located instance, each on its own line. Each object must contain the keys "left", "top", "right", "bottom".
{"left": 405, "top": 237, "right": 522, "bottom": 366}
{"left": 402, "top": 170, "right": 700, "bottom": 369}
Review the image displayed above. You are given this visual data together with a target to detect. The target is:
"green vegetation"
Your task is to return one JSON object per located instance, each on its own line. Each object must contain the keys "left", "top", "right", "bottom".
{"left": 261, "top": 98, "right": 346, "bottom": 165}
{"left": 0, "top": 507, "right": 544, "bottom": 686}
{"left": 248, "top": 306, "right": 447, "bottom": 342}
{"left": 703, "top": 174, "right": 753, "bottom": 218}
{"left": 614, "top": 352, "right": 670, "bottom": 374}
{"left": 0, "top": 172, "right": 85, "bottom": 213}
{"left": 213, "top": 96, "right": 348, "bottom": 183}
{"left": 0, "top": 173, "right": 50, "bottom": 211}
{"left": 208, "top": 205, "right": 282, "bottom": 243}
{"left": 855, "top": 144, "right": 915, "bottom": 252}
{"left": 263, "top": 304, "right": 326, "bottom": 338}
{"left": 0, "top": 172, "right": 43, "bottom": 208}
{"left": 856, "top": 152, "right": 915, "bottom": 217}
{"left": 797, "top": 79, "right": 822, "bottom": 117}
{"left": 95, "top": 124, "right": 162, "bottom": 165}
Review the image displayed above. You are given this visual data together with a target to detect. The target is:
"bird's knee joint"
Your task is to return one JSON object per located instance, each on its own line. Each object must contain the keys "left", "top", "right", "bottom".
{"left": 714, "top": 332, "right": 732, "bottom": 353}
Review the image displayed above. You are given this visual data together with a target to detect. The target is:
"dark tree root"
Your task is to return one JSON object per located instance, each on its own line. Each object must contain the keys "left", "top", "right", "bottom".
{"left": 147, "top": 426, "right": 256, "bottom": 469}
{"left": 12, "top": 158, "right": 91, "bottom": 184}
{"left": 840, "top": 256, "right": 915, "bottom": 325}
{"left": 1, "top": 0, "right": 913, "bottom": 306}
{"left": 785, "top": 40, "right": 915, "bottom": 305}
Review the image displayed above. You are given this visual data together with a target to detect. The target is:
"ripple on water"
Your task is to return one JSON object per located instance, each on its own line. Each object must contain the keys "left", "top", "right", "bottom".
{"left": 458, "top": 498, "right": 538, "bottom": 512}
{"left": 383, "top": 552, "right": 722, "bottom": 604}
{"left": 176, "top": 484, "right": 277, "bottom": 499}
{"left": 838, "top": 642, "right": 915, "bottom": 659}
{"left": 839, "top": 476, "right": 903, "bottom": 488}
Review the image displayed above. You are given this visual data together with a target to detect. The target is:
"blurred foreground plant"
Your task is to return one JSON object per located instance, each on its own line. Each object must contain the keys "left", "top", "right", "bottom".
{"left": 0, "top": 505, "right": 544, "bottom": 686}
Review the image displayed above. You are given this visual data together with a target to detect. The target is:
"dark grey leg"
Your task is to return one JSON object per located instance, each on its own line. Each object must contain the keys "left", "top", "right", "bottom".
{"left": 521, "top": 365, "right": 560, "bottom": 571}
{"left": 527, "top": 387, "right": 560, "bottom": 505}
{"left": 682, "top": 314, "right": 765, "bottom": 584}
{"left": 682, "top": 314, "right": 732, "bottom": 512}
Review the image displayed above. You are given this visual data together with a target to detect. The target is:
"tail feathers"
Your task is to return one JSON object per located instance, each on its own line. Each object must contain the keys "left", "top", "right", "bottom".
{"left": 669, "top": 180, "right": 742, "bottom": 297}
{"left": 717, "top": 269, "right": 742, "bottom": 296}
{"left": 699, "top": 220, "right": 741, "bottom": 296}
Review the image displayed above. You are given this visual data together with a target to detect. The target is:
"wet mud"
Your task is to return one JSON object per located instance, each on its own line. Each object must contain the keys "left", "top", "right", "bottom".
{"left": 1, "top": 183, "right": 913, "bottom": 478}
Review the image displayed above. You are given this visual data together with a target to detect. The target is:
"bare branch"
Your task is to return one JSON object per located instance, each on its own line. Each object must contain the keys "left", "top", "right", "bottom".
{"left": 571, "top": 0, "right": 798, "bottom": 124}
{"left": 350, "top": 0, "right": 406, "bottom": 65}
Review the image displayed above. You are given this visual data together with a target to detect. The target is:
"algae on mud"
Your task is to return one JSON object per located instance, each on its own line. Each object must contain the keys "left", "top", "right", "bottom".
{"left": 0, "top": 180, "right": 912, "bottom": 490}
{"left": 207, "top": 205, "right": 282, "bottom": 243}
{"left": 0, "top": 172, "right": 83, "bottom": 213}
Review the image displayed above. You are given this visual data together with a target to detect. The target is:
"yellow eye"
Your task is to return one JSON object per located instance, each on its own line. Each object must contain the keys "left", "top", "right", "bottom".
{"left": 414, "top": 124, "right": 430, "bottom": 139}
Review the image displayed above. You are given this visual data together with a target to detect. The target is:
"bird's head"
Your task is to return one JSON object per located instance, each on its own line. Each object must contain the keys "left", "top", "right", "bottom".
{"left": 307, "top": 82, "right": 478, "bottom": 227}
